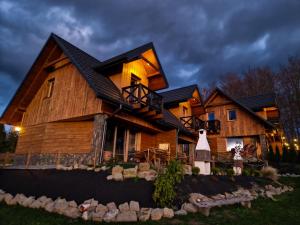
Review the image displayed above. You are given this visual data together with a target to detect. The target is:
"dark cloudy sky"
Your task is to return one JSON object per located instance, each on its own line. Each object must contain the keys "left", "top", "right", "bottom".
{"left": 1, "top": 0, "right": 300, "bottom": 115}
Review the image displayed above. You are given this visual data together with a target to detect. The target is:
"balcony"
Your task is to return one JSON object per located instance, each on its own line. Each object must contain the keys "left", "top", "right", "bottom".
{"left": 122, "top": 84, "right": 163, "bottom": 120}
{"left": 180, "top": 116, "right": 221, "bottom": 134}
{"left": 180, "top": 116, "right": 205, "bottom": 131}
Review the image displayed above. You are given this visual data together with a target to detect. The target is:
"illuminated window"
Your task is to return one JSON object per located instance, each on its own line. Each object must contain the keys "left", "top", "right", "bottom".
{"left": 46, "top": 78, "right": 55, "bottom": 98}
{"left": 228, "top": 109, "right": 237, "bottom": 121}
{"left": 183, "top": 106, "right": 188, "bottom": 117}
{"left": 208, "top": 112, "right": 215, "bottom": 121}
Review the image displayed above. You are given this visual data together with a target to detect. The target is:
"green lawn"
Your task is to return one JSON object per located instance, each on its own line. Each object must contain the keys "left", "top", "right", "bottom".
{"left": 0, "top": 178, "right": 300, "bottom": 225}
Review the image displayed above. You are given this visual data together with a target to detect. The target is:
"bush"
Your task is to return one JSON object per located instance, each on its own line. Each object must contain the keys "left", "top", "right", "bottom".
{"left": 261, "top": 166, "right": 278, "bottom": 181}
{"left": 288, "top": 149, "right": 297, "bottom": 163}
{"left": 268, "top": 145, "right": 275, "bottom": 162}
{"left": 192, "top": 167, "right": 200, "bottom": 175}
{"left": 242, "top": 168, "right": 251, "bottom": 176}
{"left": 275, "top": 146, "right": 281, "bottom": 163}
{"left": 226, "top": 168, "right": 234, "bottom": 176}
{"left": 211, "top": 167, "right": 221, "bottom": 175}
{"left": 282, "top": 146, "right": 288, "bottom": 162}
{"left": 153, "top": 160, "right": 183, "bottom": 207}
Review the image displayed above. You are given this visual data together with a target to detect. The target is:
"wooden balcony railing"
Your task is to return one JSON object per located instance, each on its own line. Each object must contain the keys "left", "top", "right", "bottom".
{"left": 206, "top": 120, "right": 221, "bottom": 134}
{"left": 180, "top": 116, "right": 221, "bottom": 134}
{"left": 122, "top": 84, "right": 163, "bottom": 112}
{"left": 180, "top": 116, "right": 205, "bottom": 130}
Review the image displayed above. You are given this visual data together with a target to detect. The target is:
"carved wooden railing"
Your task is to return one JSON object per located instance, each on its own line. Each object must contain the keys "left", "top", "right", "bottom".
{"left": 180, "top": 116, "right": 221, "bottom": 134}
{"left": 206, "top": 120, "right": 221, "bottom": 134}
{"left": 122, "top": 84, "right": 163, "bottom": 112}
{"left": 180, "top": 116, "right": 205, "bottom": 130}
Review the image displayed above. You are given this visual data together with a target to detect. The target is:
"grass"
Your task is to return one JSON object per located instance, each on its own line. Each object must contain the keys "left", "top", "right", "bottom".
{"left": 0, "top": 178, "right": 300, "bottom": 225}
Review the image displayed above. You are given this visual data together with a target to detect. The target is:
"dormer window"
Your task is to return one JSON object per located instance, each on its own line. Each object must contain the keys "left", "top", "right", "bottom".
{"left": 46, "top": 78, "right": 55, "bottom": 98}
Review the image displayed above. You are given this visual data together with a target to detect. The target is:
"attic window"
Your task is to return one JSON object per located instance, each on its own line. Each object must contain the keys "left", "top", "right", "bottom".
{"left": 228, "top": 109, "right": 237, "bottom": 121}
{"left": 46, "top": 78, "right": 55, "bottom": 98}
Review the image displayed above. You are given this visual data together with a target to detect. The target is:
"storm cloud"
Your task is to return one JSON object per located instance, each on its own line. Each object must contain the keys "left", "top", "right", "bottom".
{"left": 1, "top": 0, "right": 300, "bottom": 114}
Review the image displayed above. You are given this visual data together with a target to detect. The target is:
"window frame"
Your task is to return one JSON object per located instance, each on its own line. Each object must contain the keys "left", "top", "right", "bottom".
{"left": 227, "top": 109, "right": 237, "bottom": 121}
{"left": 208, "top": 111, "right": 215, "bottom": 121}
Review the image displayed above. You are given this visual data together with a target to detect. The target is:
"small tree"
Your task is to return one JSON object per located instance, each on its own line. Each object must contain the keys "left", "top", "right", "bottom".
{"left": 275, "top": 146, "right": 281, "bottom": 164}
{"left": 6, "top": 128, "right": 18, "bottom": 152}
{"left": 0, "top": 124, "right": 7, "bottom": 152}
{"left": 268, "top": 145, "right": 275, "bottom": 162}
{"left": 288, "top": 148, "right": 297, "bottom": 163}
{"left": 282, "top": 146, "right": 288, "bottom": 162}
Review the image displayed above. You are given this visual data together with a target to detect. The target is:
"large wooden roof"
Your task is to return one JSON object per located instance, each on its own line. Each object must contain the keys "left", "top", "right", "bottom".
{"left": 237, "top": 93, "right": 277, "bottom": 111}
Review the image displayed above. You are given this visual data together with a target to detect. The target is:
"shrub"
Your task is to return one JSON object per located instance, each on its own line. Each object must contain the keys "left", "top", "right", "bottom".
{"left": 226, "top": 168, "right": 234, "bottom": 176}
{"left": 261, "top": 166, "right": 278, "bottom": 181}
{"left": 268, "top": 145, "right": 275, "bottom": 162}
{"left": 211, "top": 167, "right": 221, "bottom": 175}
{"left": 275, "top": 146, "right": 281, "bottom": 163}
{"left": 253, "top": 169, "right": 261, "bottom": 177}
{"left": 153, "top": 160, "right": 183, "bottom": 207}
{"left": 282, "top": 146, "right": 288, "bottom": 162}
{"left": 192, "top": 167, "right": 200, "bottom": 175}
{"left": 242, "top": 168, "right": 251, "bottom": 176}
{"left": 288, "top": 149, "right": 297, "bottom": 163}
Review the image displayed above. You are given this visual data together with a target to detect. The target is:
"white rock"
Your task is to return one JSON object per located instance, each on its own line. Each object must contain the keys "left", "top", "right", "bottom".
{"left": 182, "top": 203, "right": 197, "bottom": 213}
{"left": 103, "top": 209, "right": 119, "bottom": 222}
{"left": 129, "top": 201, "right": 140, "bottom": 212}
{"left": 163, "top": 207, "right": 174, "bottom": 218}
{"left": 30, "top": 200, "right": 42, "bottom": 209}
{"left": 139, "top": 208, "right": 152, "bottom": 221}
{"left": 138, "top": 162, "right": 150, "bottom": 172}
{"left": 107, "top": 202, "right": 117, "bottom": 211}
{"left": 106, "top": 175, "right": 113, "bottom": 180}
{"left": 22, "top": 196, "right": 35, "bottom": 207}
{"left": 82, "top": 211, "right": 91, "bottom": 221}
{"left": 91, "top": 211, "right": 104, "bottom": 222}
{"left": 0, "top": 189, "right": 5, "bottom": 194}
{"left": 175, "top": 209, "right": 187, "bottom": 216}
{"left": 112, "top": 165, "right": 124, "bottom": 174}
{"left": 123, "top": 167, "right": 138, "bottom": 179}
{"left": 4, "top": 193, "right": 14, "bottom": 205}
{"left": 68, "top": 200, "right": 77, "bottom": 208}
{"left": 45, "top": 202, "right": 55, "bottom": 212}
{"left": 96, "top": 204, "right": 108, "bottom": 213}
{"left": 116, "top": 211, "right": 137, "bottom": 222}
{"left": 64, "top": 207, "right": 81, "bottom": 219}
{"left": 119, "top": 202, "right": 130, "bottom": 212}
{"left": 151, "top": 208, "right": 163, "bottom": 221}
{"left": 112, "top": 173, "right": 123, "bottom": 181}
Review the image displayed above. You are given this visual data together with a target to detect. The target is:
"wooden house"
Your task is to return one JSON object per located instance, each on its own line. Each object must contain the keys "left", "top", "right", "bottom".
{"left": 0, "top": 33, "right": 202, "bottom": 167}
{"left": 200, "top": 88, "right": 276, "bottom": 160}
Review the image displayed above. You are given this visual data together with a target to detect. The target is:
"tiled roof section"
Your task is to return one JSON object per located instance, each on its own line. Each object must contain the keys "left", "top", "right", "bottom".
{"left": 51, "top": 33, "right": 122, "bottom": 103}
{"left": 158, "top": 109, "right": 192, "bottom": 134}
{"left": 237, "top": 93, "right": 276, "bottom": 111}
{"left": 159, "top": 85, "right": 198, "bottom": 104}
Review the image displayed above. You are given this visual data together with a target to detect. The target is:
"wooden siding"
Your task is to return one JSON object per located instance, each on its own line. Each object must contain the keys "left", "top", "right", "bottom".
{"left": 22, "top": 62, "right": 102, "bottom": 126}
{"left": 16, "top": 121, "right": 93, "bottom": 154}
{"left": 155, "top": 130, "right": 177, "bottom": 158}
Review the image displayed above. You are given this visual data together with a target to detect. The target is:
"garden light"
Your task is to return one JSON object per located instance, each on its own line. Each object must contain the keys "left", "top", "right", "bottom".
{"left": 14, "top": 126, "right": 22, "bottom": 132}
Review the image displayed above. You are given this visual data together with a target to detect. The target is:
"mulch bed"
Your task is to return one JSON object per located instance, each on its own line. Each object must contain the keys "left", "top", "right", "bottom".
{"left": 0, "top": 169, "right": 262, "bottom": 208}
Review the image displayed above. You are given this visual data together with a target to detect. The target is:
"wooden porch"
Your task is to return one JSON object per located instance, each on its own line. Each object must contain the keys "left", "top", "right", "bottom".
{"left": 180, "top": 115, "right": 221, "bottom": 134}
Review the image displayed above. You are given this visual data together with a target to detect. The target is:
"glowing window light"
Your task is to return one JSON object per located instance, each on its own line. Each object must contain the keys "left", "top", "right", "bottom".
{"left": 14, "top": 126, "right": 22, "bottom": 132}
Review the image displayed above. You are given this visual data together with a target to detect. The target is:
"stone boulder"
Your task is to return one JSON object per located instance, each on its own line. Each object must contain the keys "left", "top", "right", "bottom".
{"left": 138, "top": 162, "right": 150, "bottom": 172}
{"left": 107, "top": 202, "right": 117, "bottom": 211}
{"left": 119, "top": 202, "right": 129, "bottom": 212}
{"left": 163, "top": 207, "right": 174, "bottom": 218}
{"left": 64, "top": 207, "right": 81, "bottom": 219}
{"left": 116, "top": 211, "right": 137, "bottom": 222}
{"left": 129, "top": 201, "right": 140, "bottom": 212}
{"left": 96, "top": 204, "right": 108, "bottom": 213}
{"left": 53, "top": 198, "right": 69, "bottom": 214}
{"left": 182, "top": 203, "right": 197, "bottom": 213}
{"left": 103, "top": 209, "right": 119, "bottom": 222}
{"left": 112, "top": 173, "right": 123, "bottom": 181}
{"left": 189, "top": 193, "right": 211, "bottom": 204}
{"left": 106, "top": 175, "right": 113, "bottom": 180}
{"left": 138, "top": 169, "right": 157, "bottom": 181}
{"left": 30, "top": 200, "right": 43, "bottom": 209}
{"left": 151, "top": 208, "right": 163, "bottom": 221}
{"left": 175, "top": 209, "right": 187, "bottom": 216}
{"left": 112, "top": 165, "right": 124, "bottom": 174}
{"left": 22, "top": 196, "right": 35, "bottom": 207}
{"left": 68, "top": 200, "right": 77, "bottom": 208}
{"left": 4, "top": 193, "right": 14, "bottom": 205}
{"left": 45, "top": 202, "right": 55, "bottom": 212}
{"left": 123, "top": 167, "right": 138, "bottom": 179}
{"left": 82, "top": 211, "right": 91, "bottom": 221}
{"left": 91, "top": 211, "right": 104, "bottom": 222}
{"left": 139, "top": 208, "right": 152, "bottom": 221}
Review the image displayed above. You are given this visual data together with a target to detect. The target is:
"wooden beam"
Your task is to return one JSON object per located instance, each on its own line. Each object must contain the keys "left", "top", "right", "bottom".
{"left": 43, "top": 56, "right": 68, "bottom": 69}
{"left": 112, "top": 125, "right": 118, "bottom": 158}
{"left": 124, "top": 129, "right": 130, "bottom": 162}
{"left": 141, "top": 56, "right": 159, "bottom": 71}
